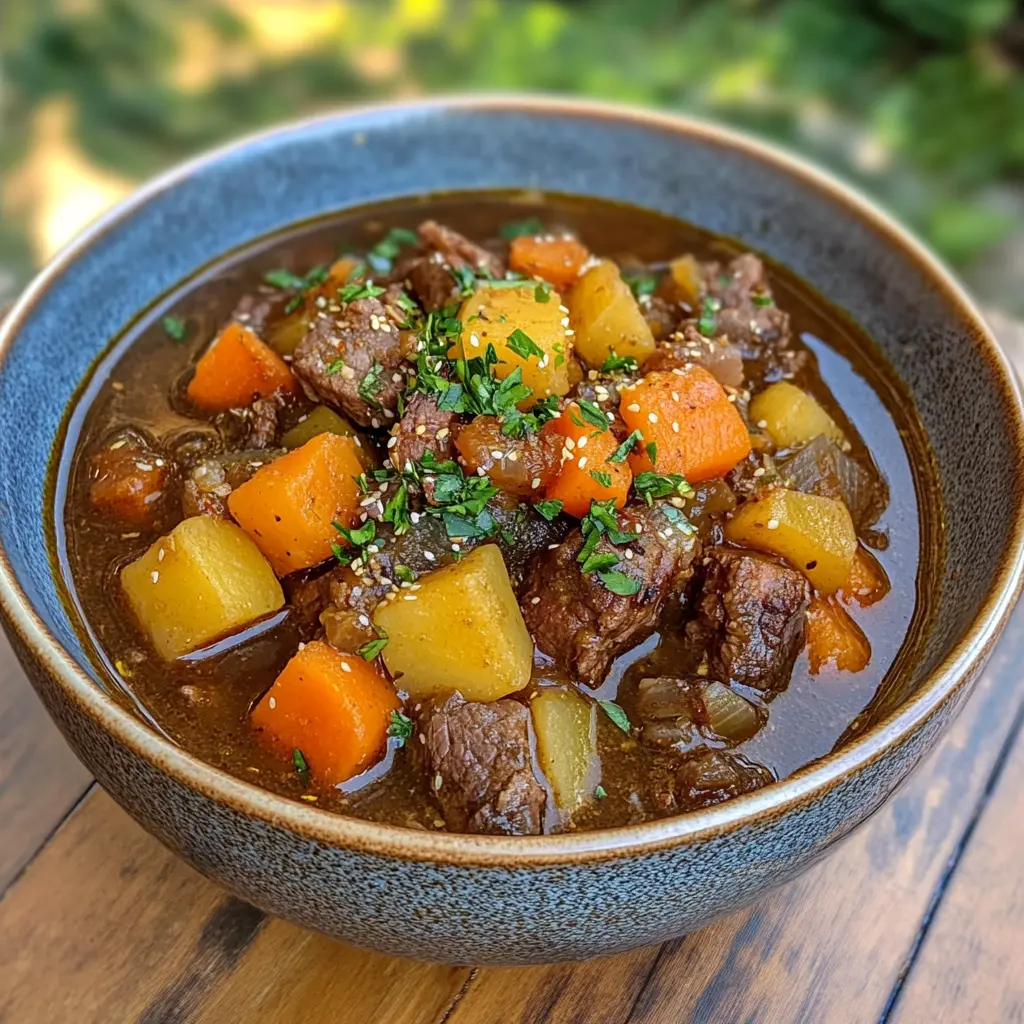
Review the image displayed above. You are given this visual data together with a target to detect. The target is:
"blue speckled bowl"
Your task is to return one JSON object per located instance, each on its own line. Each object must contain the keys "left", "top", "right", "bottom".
{"left": 1, "top": 97, "right": 1023, "bottom": 964}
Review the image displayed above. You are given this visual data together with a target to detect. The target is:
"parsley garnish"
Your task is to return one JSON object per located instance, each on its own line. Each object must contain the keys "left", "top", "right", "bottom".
{"left": 601, "top": 352, "right": 638, "bottom": 375}
{"left": 609, "top": 429, "right": 643, "bottom": 463}
{"left": 265, "top": 265, "right": 329, "bottom": 312}
{"left": 589, "top": 470, "right": 613, "bottom": 488}
{"left": 382, "top": 481, "right": 412, "bottom": 534}
{"left": 634, "top": 471, "right": 693, "bottom": 504}
{"left": 599, "top": 700, "right": 632, "bottom": 733}
{"left": 698, "top": 295, "right": 721, "bottom": 337}
{"left": 325, "top": 359, "right": 346, "bottom": 377}
{"left": 367, "top": 227, "right": 419, "bottom": 274}
{"left": 599, "top": 570, "right": 642, "bottom": 596}
{"left": 752, "top": 294, "right": 774, "bottom": 307}
{"left": 331, "top": 519, "right": 376, "bottom": 564}
{"left": 535, "top": 499, "right": 563, "bottom": 521}
{"left": 450, "top": 263, "right": 478, "bottom": 296}
{"left": 387, "top": 709, "right": 414, "bottom": 744}
{"left": 358, "top": 628, "right": 389, "bottom": 661}
{"left": 161, "top": 315, "right": 187, "bottom": 342}
{"left": 394, "top": 564, "right": 415, "bottom": 583}
{"left": 576, "top": 399, "right": 608, "bottom": 432}
{"left": 358, "top": 361, "right": 386, "bottom": 409}
{"left": 506, "top": 329, "right": 545, "bottom": 361}
{"left": 292, "top": 748, "right": 310, "bottom": 785}
{"left": 580, "top": 551, "right": 619, "bottom": 574}
{"left": 594, "top": 784, "right": 608, "bottom": 800}
{"left": 646, "top": 441, "right": 658, "bottom": 465}
{"left": 339, "top": 281, "right": 386, "bottom": 303}
{"left": 534, "top": 281, "right": 552, "bottom": 303}
{"left": 499, "top": 217, "right": 545, "bottom": 239}
{"left": 264, "top": 268, "right": 306, "bottom": 290}
{"left": 624, "top": 273, "right": 658, "bottom": 299}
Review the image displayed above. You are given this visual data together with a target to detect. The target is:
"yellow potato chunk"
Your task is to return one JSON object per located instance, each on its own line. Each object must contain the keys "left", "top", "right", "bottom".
{"left": 568, "top": 260, "right": 655, "bottom": 367}
{"left": 281, "top": 405, "right": 375, "bottom": 469}
{"left": 374, "top": 544, "right": 532, "bottom": 701}
{"left": 724, "top": 488, "right": 857, "bottom": 593}
{"left": 452, "top": 284, "right": 571, "bottom": 405}
{"left": 531, "top": 686, "right": 599, "bottom": 817}
{"left": 121, "top": 516, "right": 284, "bottom": 660}
{"left": 749, "top": 381, "right": 846, "bottom": 450}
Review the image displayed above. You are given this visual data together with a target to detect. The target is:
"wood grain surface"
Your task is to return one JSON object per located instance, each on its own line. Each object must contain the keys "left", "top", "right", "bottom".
{"left": 1, "top": 315, "right": 1022, "bottom": 1022}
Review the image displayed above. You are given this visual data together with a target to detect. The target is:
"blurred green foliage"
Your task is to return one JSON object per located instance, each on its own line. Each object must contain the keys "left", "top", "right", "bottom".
{"left": 4, "top": 0, "right": 1024, "bottom": 303}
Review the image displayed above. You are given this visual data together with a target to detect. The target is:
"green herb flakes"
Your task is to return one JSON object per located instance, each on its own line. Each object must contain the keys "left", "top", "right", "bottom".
{"left": 358, "top": 361, "right": 386, "bottom": 409}
{"left": 359, "top": 632, "right": 390, "bottom": 661}
{"left": 599, "top": 700, "right": 632, "bottom": 733}
{"left": 506, "top": 328, "right": 545, "bottom": 361}
{"left": 367, "top": 227, "right": 419, "bottom": 274}
{"left": 645, "top": 441, "right": 658, "bottom": 465}
{"left": 534, "top": 499, "right": 564, "bottom": 521}
{"left": 598, "top": 570, "right": 642, "bottom": 596}
{"left": 292, "top": 748, "right": 310, "bottom": 785}
{"left": 589, "top": 470, "right": 613, "bottom": 488}
{"left": 601, "top": 352, "right": 639, "bottom": 375}
{"left": 576, "top": 399, "right": 608, "bottom": 432}
{"left": 594, "top": 785, "right": 608, "bottom": 800}
{"left": 534, "top": 281, "right": 552, "bottom": 303}
{"left": 499, "top": 217, "right": 545, "bottom": 239}
{"left": 609, "top": 429, "right": 643, "bottom": 463}
{"left": 387, "top": 709, "right": 414, "bottom": 745}
{"left": 634, "top": 471, "right": 693, "bottom": 504}
{"left": 160, "top": 315, "right": 187, "bottom": 342}
{"left": 624, "top": 273, "right": 658, "bottom": 299}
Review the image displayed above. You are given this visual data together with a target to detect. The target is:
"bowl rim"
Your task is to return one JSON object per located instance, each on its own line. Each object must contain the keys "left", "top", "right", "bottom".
{"left": 2, "top": 93, "right": 1023, "bottom": 867}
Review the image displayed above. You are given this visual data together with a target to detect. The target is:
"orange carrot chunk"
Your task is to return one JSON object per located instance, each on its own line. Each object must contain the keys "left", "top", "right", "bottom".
{"left": 839, "top": 546, "right": 891, "bottom": 608}
{"left": 252, "top": 640, "right": 399, "bottom": 786}
{"left": 186, "top": 321, "right": 296, "bottom": 411}
{"left": 543, "top": 402, "right": 631, "bottom": 518}
{"left": 509, "top": 235, "right": 590, "bottom": 290}
{"left": 227, "top": 433, "right": 364, "bottom": 576}
{"left": 806, "top": 595, "right": 871, "bottom": 674}
{"left": 620, "top": 367, "right": 751, "bottom": 483}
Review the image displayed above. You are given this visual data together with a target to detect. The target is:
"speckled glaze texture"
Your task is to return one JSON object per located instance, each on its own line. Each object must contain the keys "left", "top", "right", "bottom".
{"left": 1, "top": 97, "right": 1022, "bottom": 964}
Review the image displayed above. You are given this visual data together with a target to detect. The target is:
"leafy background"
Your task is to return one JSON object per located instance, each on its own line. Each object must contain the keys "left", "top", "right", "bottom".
{"left": 3, "top": 0, "right": 1024, "bottom": 309}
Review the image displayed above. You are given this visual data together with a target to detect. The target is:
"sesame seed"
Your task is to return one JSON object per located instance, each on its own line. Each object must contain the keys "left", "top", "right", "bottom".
{"left": 491, "top": 449, "right": 504, "bottom": 459}
{"left": 392, "top": 372, "right": 403, "bottom": 384}
{"left": 470, "top": 333, "right": 480, "bottom": 348}
{"left": 627, "top": 403, "right": 641, "bottom": 413}
{"left": 415, "top": 424, "right": 427, "bottom": 435}
{"left": 358, "top": 614, "right": 370, "bottom": 626}
{"left": 757, "top": 419, "right": 768, "bottom": 429}
{"left": 576, "top": 435, "right": 588, "bottom": 449}
{"left": 634, "top": 523, "right": 643, "bottom": 534}
{"left": 341, "top": 660, "right": 352, "bottom": 672}
{"left": 531, "top": 477, "right": 542, "bottom": 489}
{"left": 120, "top": 532, "right": 140, "bottom": 539}
{"left": 648, "top": 413, "right": 658, "bottom": 424}
{"left": 565, "top": 437, "right": 575, "bottom": 450}
{"left": 672, "top": 421, "right": 680, "bottom": 433}
{"left": 530, "top": 596, "right": 541, "bottom": 605}
{"left": 411, "top": 512, "right": 421, "bottom": 524}
{"left": 671, "top": 392, "right": 680, "bottom": 402}
{"left": 424, "top": 551, "right": 436, "bottom": 561}
{"left": 624, "top": 549, "right": 634, "bottom": 560}
{"left": 753, "top": 467, "right": 766, "bottom": 478}
{"left": 452, "top": 543, "right": 461, "bottom": 551}
{"left": 150, "top": 571, "right": 159, "bottom": 584}
{"left": 565, "top": 329, "right": 575, "bottom": 337}
{"left": 767, "top": 519, "right": 780, "bottom": 530}
{"left": 341, "top": 365, "right": 356, "bottom": 379}
{"left": 157, "top": 548, "right": 165, "bottom": 562}
{"left": 476, "top": 467, "right": 487, "bottom": 476}
{"left": 404, "top": 594, "right": 418, "bottom": 601}
{"left": 560, "top": 317, "right": 570, "bottom": 327}
{"left": 559, "top": 304, "right": 569, "bottom": 314}
{"left": 507, "top": 450, "right": 519, "bottom": 462}
{"left": 577, "top": 456, "right": 588, "bottom": 469}
{"left": 110, "top": 440, "right": 126, "bottom": 450}
{"left": 269, "top": 696, "right": 277, "bottom": 709}
{"left": 436, "top": 428, "right": 450, "bottom": 440}
{"left": 548, "top": 543, "right": 560, "bottom": 549}
{"left": 387, "top": 435, "right": 398, "bottom": 449}
{"left": 434, "top": 774, "right": 444, "bottom": 791}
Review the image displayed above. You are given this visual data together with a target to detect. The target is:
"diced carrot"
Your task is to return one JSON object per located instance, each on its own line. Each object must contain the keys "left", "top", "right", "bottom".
{"left": 88, "top": 444, "right": 169, "bottom": 527}
{"left": 543, "top": 403, "right": 631, "bottom": 518}
{"left": 620, "top": 367, "right": 751, "bottom": 483}
{"left": 186, "top": 321, "right": 296, "bottom": 411}
{"left": 227, "top": 433, "right": 363, "bottom": 576}
{"left": 252, "top": 640, "right": 399, "bottom": 786}
{"left": 806, "top": 595, "right": 871, "bottom": 674}
{"left": 509, "top": 235, "right": 590, "bottom": 290}
{"left": 839, "top": 546, "right": 891, "bottom": 608}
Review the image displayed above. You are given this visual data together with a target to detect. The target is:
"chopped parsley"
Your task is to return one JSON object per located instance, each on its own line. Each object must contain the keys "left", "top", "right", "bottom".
{"left": 634, "top": 471, "right": 693, "bottom": 504}
{"left": 331, "top": 519, "right": 377, "bottom": 564}
{"left": 160, "top": 315, "right": 187, "bottom": 342}
{"left": 576, "top": 399, "right": 608, "bottom": 432}
{"left": 599, "top": 700, "right": 632, "bottom": 733}
{"left": 325, "top": 359, "right": 346, "bottom": 377}
{"left": 405, "top": 452, "right": 500, "bottom": 539}
{"left": 387, "top": 709, "right": 414, "bottom": 745}
{"left": 382, "top": 480, "right": 412, "bottom": 534}
{"left": 580, "top": 551, "right": 619, "bottom": 574}
{"left": 534, "top": 281, "right": 552, "bottom": 303}
{"left": 589, "top": 470, "right": 613, "bottom": 488}
{"left": 358, "top": 629, "right": 389, "bottom": 661}
{"left": 394, "top": 564, "right": 415, "bottom": 584}
{"left": 450, "top": 263, "right": 478, "bottom": 296}
{"left": 534, "top": 499, "right": 564, "bottom": 521}
{"left": 752, "top": 294, "right": 774, "bottom": 307}
{"left": 646, "top": 441, "right": 658, "bottom": 465}
{"left": 698, "top": 295, "right": 721, "bottom": 337}
{"left": 265, "top": 264, "right": 330, "bottom": 313}
{"left": 339, "top": 280, "right": 386, "bottom": 303}
{"left": 358, "top": 361, "right": 386, "bottom": 410}
{"left": 599, "top": 570, "right": 642, "bottom": 596}
{"left": 263, "top": 268, "right": 307, "bottom": 290}
{"left": 601, "top": 352, "right": 639, "bottom": 375}
{"left": 506, "top": 328, "right": 545, "bottom": 361}
{"left": 366, "top": 227, "right": 419, "bottom": 274}
{"left": 499, "top": 217, "right": 545, "bottom": 239}
{"left": 292, "top": 748, "right": 310, "bottom": 785}
{"left": 608, "top": 429, "right": 643, "bottom": 463}
{"left": 501, "top": 394, "right": 561, "bottom": 439}
{"left": 594, "top": 784, "right": 608, "bottom": 800}
{"left": 624, "top": 272, "right": 658, "bottom": 299}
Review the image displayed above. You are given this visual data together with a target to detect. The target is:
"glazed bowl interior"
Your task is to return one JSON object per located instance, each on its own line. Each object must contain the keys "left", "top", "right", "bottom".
{"left": 1, "top": 97, "right": 1022, "bottom": 855}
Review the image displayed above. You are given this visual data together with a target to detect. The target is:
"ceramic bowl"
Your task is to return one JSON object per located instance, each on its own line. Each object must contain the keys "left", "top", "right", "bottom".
{"left": 1, "top": 97, "right": 1022, "bottom": 964}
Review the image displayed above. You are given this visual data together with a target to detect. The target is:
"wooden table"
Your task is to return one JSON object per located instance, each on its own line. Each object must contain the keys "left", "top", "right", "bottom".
{"left": 3, "top": 322, "right": 1023, "bottom": 1024}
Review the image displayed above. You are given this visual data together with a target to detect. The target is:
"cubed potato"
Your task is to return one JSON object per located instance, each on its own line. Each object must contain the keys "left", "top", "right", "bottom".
{"left": 531, "top": 686, "right": 599, "bottom": 816}
{"left": 749, "top": 381, "right": 846, "bottom": 450}
{"left": 281, "top": 405, "right": 376, "bottom": 469}
{"left": 724, "top": 487, "right": 857, "bottom": 593}
{"left": 667, "top": 254, "right": 702, "bottom": 307}
{"left": 568, "top": 260, "right": 656, "bottom": 367}
{"left": 121, "top": 515, "right": 284, "bottom": 660}
{"left": 452, "top": 284, "right": 571, "bottom": 405}
{"left": 373, "top": 544, "right": 533, "bottom": 701}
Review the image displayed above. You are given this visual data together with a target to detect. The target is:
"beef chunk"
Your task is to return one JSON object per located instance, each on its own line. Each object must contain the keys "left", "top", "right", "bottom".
{"left": 690, "top": 548, "right": 810, "bottom": 694}
{"left": 286, "top": 564, "right": 382, "bottom": 648}
{"left": 673, "top": 750, "right": 774, "bottom": 808}
{"left": 705, "top": 254, "right": 790, "bottom": 356}
{"left": 398, "top": 221, "right": 505, "bottom": 311}
{"left": 181, "top": 450, "right": 280, "bottom": 519}
{"left": 520, "top": 504, "right": 700, "bottom": 686}
{"left": 292, "top": 288, "right": 411, "bottom": 427}
{"left": 390, "top": 393, "right": 459, "bottom": 472}
{"left": 88, "top": 436, "right": 173, "bottom": 529}
{"left": 641, "top": 294, "right": 680, "bottom": 341}
{"left": 645, "top": 325, "right": 745, "bottom": 389}
{"left": 777, "top": 434, "right": 885, "bottom": 528}
{"left": 246, "top": 397, "right": 281, "bottom": 449}
{"left": 417, "top": 693, "right": 545, "bottom": 835}
{"left": 229, "top": 292, "right": 276, "bottom": 335}
{"left": 725, "top": 450, "right": 777, "bottom": 502}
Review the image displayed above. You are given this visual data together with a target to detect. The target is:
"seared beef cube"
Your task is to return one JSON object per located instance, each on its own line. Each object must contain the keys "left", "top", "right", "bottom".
{"left": 690, "top": 548, "right": 810, "bottom": 695}
{"left": 641, "top": 294, "right": 680, "bottom": 341}
{"left": 778, "top": 434, "right": 885, "bottom": 528}
{"left": 398, "top": 221, "right": 506, "bottom": 311}
{"left": 390, "top": 393, "right": 459, "bottom": 472}
{"left": 229, "top": 292, "right": 276, "bottom": 335}
{"left": 286, "top": 564, "right": 382, "bottom": 648}
{"left": 88, "top": 436, "right": 174, "bottom": 529}
{"left": 417, "top": 693, "right": 545, "bottom": 835}
{"left": 674, "top": 750, "right": 774, "bottom": 808}
{"left": 726, "top": 450, "right": 777, "bottom": 501}
{"left": 520, "top": 504, "right": 700, "bottom": 686}
{"left": 181, "top": 450, "right": 280, "bottom": 519}
{"left": 246, "top": 397, "right": 281, "bottom": 449}
{"left": 645, "top": 324, "right": 745, "bottom": 389}
{"left": 705, "top": 254, "right": 790, "bottom": 355}
{"left": 292, "top": 288, "right": 411, "bottom": 427}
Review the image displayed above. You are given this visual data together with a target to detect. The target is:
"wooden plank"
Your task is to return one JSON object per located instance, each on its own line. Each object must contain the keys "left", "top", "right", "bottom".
{"left": 0, "top": 789, "right": 468, "bottom": 1023}
{"left": 442, "top": 607, "right": 1024, "bottom": 1024}
{"left": 889, "top": 707, "right": 1024, "bottom": 1024}
{"left": 0, "top": 628, "right": 92, "bottom": 891}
